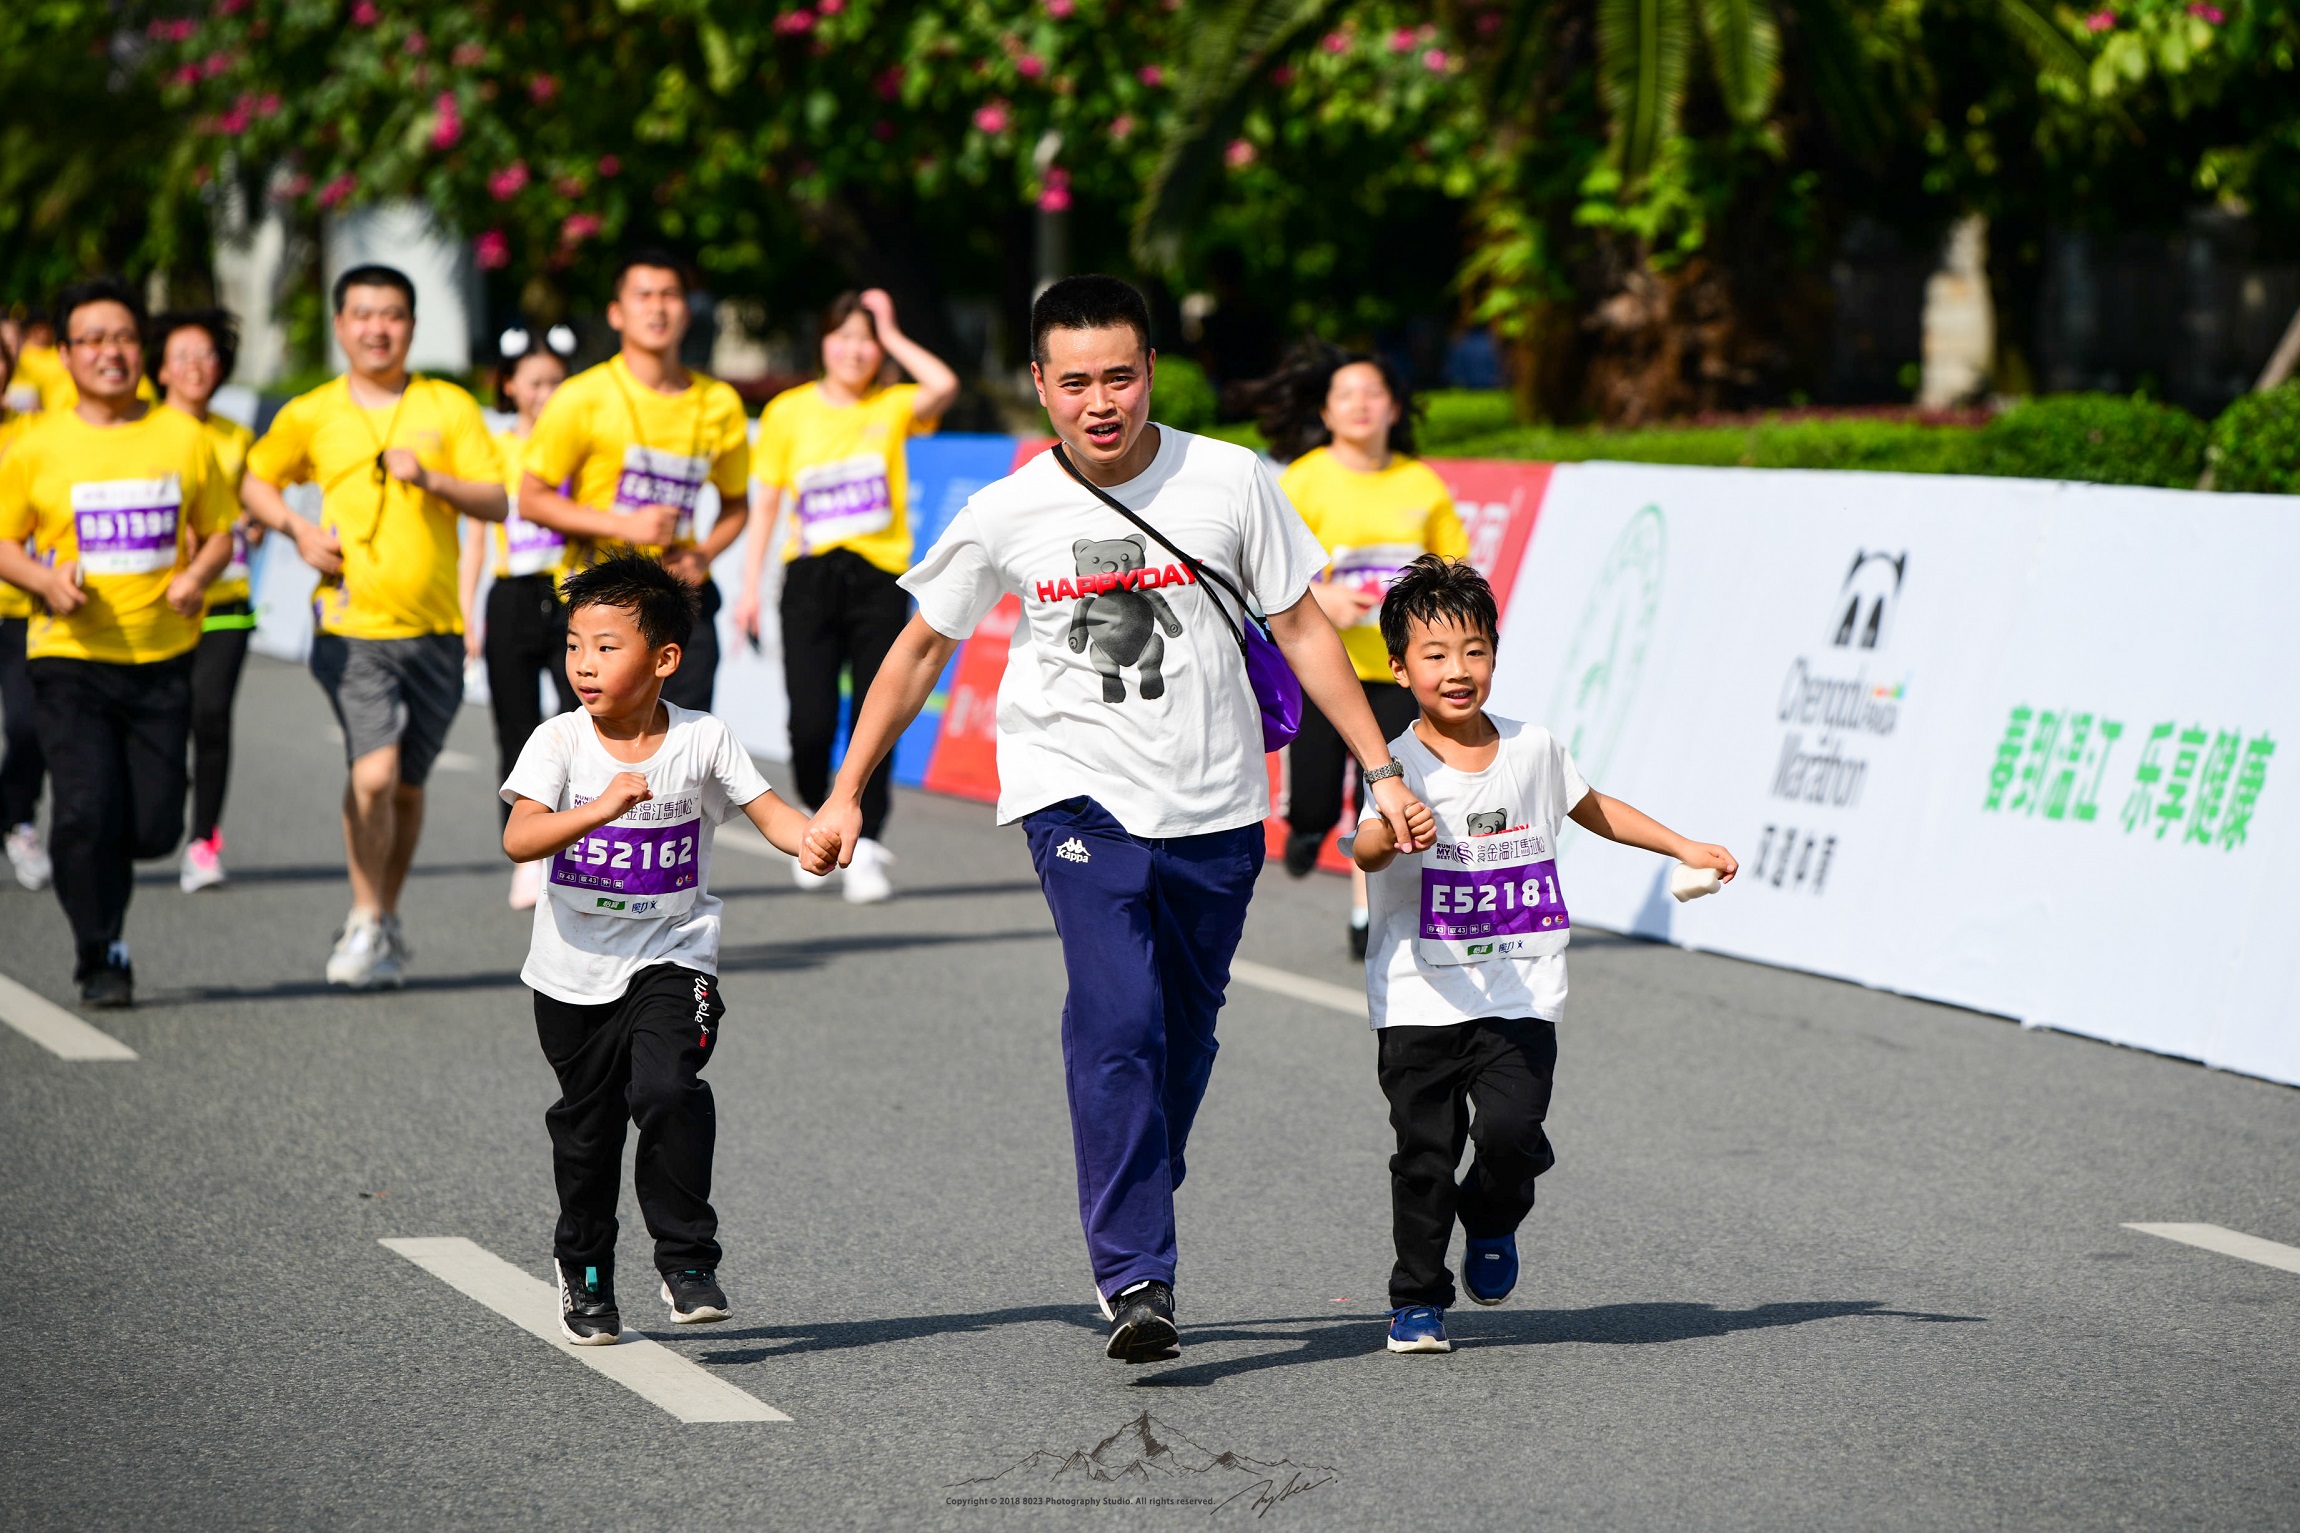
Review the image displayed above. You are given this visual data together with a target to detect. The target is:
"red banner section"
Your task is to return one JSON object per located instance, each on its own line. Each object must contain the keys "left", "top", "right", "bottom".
{"left": 922, "top": 453, "right": 1559, "bottom": 839}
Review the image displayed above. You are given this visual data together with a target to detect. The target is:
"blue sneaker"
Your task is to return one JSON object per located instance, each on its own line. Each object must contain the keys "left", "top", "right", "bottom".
{"left": 1386, "top": 1305, "right": 1452, "bottom": 1353}
{"left": 1462, "top": 1232, "right": 1519, "bottom": 1306}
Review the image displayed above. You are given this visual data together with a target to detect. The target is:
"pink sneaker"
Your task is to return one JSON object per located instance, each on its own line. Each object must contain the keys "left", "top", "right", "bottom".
{"left": 179, "top": 831, "right": 226, "bottom": 893}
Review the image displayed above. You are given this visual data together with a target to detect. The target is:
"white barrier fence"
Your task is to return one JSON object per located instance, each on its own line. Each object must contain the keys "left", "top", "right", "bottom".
{"left": 1495, "top": 463, "right": 2299, "bottom": 1086}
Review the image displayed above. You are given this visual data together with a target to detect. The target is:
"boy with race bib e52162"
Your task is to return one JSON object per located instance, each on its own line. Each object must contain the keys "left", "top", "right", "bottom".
{"left": 500, "top": 554, "right": 815, "bottom": 1344}
{"left": 1350, "top": 555, "right": 1736, "bottom": 1355}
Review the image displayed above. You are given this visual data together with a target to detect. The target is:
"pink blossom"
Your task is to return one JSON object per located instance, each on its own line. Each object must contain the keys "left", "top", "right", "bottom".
{"left": 1037, "top": 165, "right": 1071, "bottom": 211}
{"left": 529, "top": 74, "right": 559, "bottom": 103}
{"left": 488, "top": 161, "right": 529, "bottom": 200}
{"left": 1321, "top": 29, "right": 1350, "bottom": 52}
{"left": 973, "top": 100, "right": 1011, "bottom": 133}
{"left": 773, "top": 9, "right": 816, "bottom": 34}
{"left": 211, "top": 103, "right": 251, "bottom": 135}
{"left": 317, "top": 174, "right": 357, "bottom": 208}
{"left": 475, "top": 230, "right": 510, "bottom": 269}
{"left": 1270, "top": 64, "right": 1294, "bottom": 85}
{"left": 403, "top": 31, "right": 425, "bottom": 53}
{"left": 1047, "top": 0, "right": 1075, "bottom": 15}
{"left": 1018, "top": 54, "right": 1045, "bottom": 78}
{"left": 451, "top": 42, "right": 485, "bottom": 65}
{"left": 351, "top": 1, "right": 379, "bottom": 24}
{"left": 2186, "top": 2, "right": 2223, "bottom": 18}
{"left": 2084, "top": 8, "right": 2115, "bottom": 28}
{"left": 1422, "top": 48, "right": 1449, "bottom": 70}
{"left": 428, "top": 92, "right": 461, "bottom": 149}
{"left": 560, "top": 212, "right": 602, "bottom": 244}
{"left": 202, "top": 51, "right": 232, "bottom": 77}
{"left": 216, "top": 0, "right": 247, "bottom": 15}
{"left": 819, "top": 0, "right": 844, "bottom": 12}
{"left": 171, "top": 64, "right": 201, "bottom": 86}
{"left": 1475, "top": 11, "right": 1501, "bottom": 35}
{"left": 875, "top": 65, "right": 905, "bottom": 99}
{"left": 596, "top": 154, "right": 621, "bottom": 177}
{"left": 1137, "top": 64, "right": 1164, "bottom": 86}
{"left": 1387, "top": 26, "right": 1415, "bottom": 51}
{"left": 255, "top": 93, "right": 280, "bottom": 116}
{"left": 1225, "top": 138, "right": 1256, "bottom": 168}
{"left": 1109, "top": 113, "right": 1134, "bottom": 140}
{"left": 149, "top": 18, "right": 199, "bottom": 40}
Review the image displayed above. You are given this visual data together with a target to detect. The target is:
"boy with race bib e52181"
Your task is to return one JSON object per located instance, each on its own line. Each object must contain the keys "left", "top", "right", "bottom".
{"left": 1350, "top": 555, "right": 1736, "bottom": 1355}
{"left": 500, "top": 554, "right": 815, "bottom": 1344}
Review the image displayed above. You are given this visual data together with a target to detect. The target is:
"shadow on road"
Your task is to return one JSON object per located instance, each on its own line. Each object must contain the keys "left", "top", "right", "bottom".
{"left": 718, "top": 927, "right": 1056, "bottom": 973}
{"left": 716, "top": 879, "right": 1048, "bottom": 904}
{"left": 693, "top": 1303, "right": 1105, "bottom": 1364}
{"left": 135, "top": 861, "right": 511, "bottom": 887}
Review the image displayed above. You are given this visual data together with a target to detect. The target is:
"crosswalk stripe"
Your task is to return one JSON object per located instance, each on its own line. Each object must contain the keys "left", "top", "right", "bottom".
{"left": 381, "top": 1237, "right": 790, "bottom": 1423}
{"left": 1230, "top": 959, "right": 1368, "bottom": 1018}
{"left": 0, "top": 971, "right": 138, "bottom": 1060}
{"left": 2124, "top": 1222, "right": 2300, "bottom": 1276}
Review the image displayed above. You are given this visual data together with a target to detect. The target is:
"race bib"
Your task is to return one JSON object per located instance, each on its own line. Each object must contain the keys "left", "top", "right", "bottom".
{"left": 548, "top": 792, "right": 703, "bottom": 920}
{"left": 613, "top": 446, "right": 711, "bottom": 545}
{"left": 1416, "top": 824, "right": 1571, "bottom": 966}
{"left": 502, "top": 497, "right": 565, "bottom": 577}
{"left": 1324, "top": 542, "right": 1422, "bottom": 627}
{"left": 222, "top": 523, "right": 251, "bottom": 584}
{"left": 793, "top": 453, "right": 894, "bottom": 554}
{"left": 71, "top": 477, "right": 183, "bottom": 577}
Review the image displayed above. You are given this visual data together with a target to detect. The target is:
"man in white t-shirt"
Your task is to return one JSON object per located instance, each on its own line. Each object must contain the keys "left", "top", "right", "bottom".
{"left": 803, "top": 276, "right": 1432, "bottom": 1366}
{"left": 1352, "top": 555, "right": 1736, "bottom": 1356}
{"left": 500, "top": 555, "right": 813, "bottom": 1346}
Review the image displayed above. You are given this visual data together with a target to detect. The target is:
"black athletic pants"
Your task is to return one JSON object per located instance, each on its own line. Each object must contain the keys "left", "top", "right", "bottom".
{"left": 29, "top": 653, "right": 193, "bottom": 978}
{"left": 1378, "top": 1016, "right": 1558, "bottom": 1310}
{"left": 483, "top": 575, "right": 579, "bottom": 829}
{"left": 1288, "top": 679, "right": 1420, "bottom": 843}
{"left": 189, "top": 602, "right": 253, "bottom": 843}
{"left": 0, "top": 617, "right": 43, "bottom": 830}
{"left": 533, "top": 962, "right": 726, "bottom": 1276}
{"left": 659, "top": 578, "right": 722, "bottom": 714}
{"left": 780, "top": 549, "right": 907, "bottom": 841}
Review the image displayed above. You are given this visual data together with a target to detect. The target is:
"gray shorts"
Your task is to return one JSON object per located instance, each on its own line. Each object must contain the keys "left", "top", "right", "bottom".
{"left": 309, "top": 632, "right": 464, "bottom": 786}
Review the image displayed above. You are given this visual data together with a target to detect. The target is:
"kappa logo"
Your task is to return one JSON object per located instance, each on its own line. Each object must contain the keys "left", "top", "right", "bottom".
{"left": 1830, "top": 551, "right": 1907, "bottom": 651}
{"left": 1055, "top": 836, "right": 1091, "bottom": 865}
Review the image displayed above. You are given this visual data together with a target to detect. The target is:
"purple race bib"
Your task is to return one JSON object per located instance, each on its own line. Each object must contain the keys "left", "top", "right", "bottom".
{"left": 502, "top": 500, "right": 565, "bottom": 576}
{"left": 548, "top": 795, "right": 703, "bottom": 918}
{"left": 793, "top": 452, "right": 894, "bottom": 553}
{"left": 613, "top": 446, "right": 710, "bottom": 544}
{"left": 71, "top": 477, "right": 183, "bottom": 577}
{"left": 1417, "top": 826, "right": 1571, "bottom": 966}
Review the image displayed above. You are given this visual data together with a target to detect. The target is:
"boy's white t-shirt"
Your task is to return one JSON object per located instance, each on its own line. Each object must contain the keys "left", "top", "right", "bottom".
{"left": 1360, "top": 714, "right": 1591, "bottom": 1029}
{"left": 501, "top": 703, "right": 771, "bottom": 1004}
{"left": 900, "top": 427, "right": 1327, "bottom": 839}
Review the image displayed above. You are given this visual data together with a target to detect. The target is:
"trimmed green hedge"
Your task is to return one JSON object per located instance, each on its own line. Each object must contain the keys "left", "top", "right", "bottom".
{"left": 2207, "top": 383, "right": 2300, "bottom": 494}
{"left": 1966, "top": 394, "right": 2208, "bottom": 488}
{"left": 1149, "top": 356, "right": 1218, "bottom": 434}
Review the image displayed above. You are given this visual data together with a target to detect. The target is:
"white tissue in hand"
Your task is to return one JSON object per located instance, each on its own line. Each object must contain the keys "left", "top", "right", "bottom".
{"left": 1669, "top": 863, "right": 1722, "bottom": 902}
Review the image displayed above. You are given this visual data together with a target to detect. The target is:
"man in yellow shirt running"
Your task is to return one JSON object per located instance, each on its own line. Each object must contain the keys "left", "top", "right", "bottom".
{"left": 0, "top": 279, "right": 237, "bottom": 1007}
{"left": 518, "top": 251, "right": 751, "bottom": 712}
{"left": 0, "top": 325, "right": 54, "bottom": 893}
{"left": 242, "top": 265, "right": 508, "bottom": 990}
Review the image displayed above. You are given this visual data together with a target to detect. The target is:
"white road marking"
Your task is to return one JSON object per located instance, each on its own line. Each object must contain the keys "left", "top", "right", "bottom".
{"left": 432, "top": 749, "right": 479, "bottom": 773}
{"left": 0, "top": 972, "right": 137, "bottom": 1060}
{"left": 1231, "top": 959, "right": 1368, "bottom": 1019}
{"left": 380, "top": 1237, "right": 789, "bottom": 1423}
{"left": 2125, "top": 1222, "right": 2300, "bottom": 1276}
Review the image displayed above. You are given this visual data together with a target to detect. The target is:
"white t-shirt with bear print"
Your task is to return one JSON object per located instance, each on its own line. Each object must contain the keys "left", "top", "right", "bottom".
{"left": 902, "top": 426, "right": 1328, "bottom": 839}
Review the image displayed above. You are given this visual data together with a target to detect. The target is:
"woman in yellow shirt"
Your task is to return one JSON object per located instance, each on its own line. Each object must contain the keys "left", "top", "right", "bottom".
{"left": 151, "top": 309, "right": 258, "bottom": 893}
{"left": 0, "top": 331, "right": 51, "bottom": 893}
{"left": 734, "top": 289, "right": 957, "bottom": 904}
{"left": 1261, "top": 342, "right": 1468, "bottom": 956}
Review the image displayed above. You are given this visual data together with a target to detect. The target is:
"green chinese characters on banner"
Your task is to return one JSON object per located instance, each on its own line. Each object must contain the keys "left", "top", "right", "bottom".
{"left": 1982, "top": 706, "right": 2273, "bottom": 850}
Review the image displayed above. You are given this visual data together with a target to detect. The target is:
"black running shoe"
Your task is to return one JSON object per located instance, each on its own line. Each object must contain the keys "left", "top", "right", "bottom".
{"left": 1105, "top": 1280, "right": 1179, "bottom": 1364}
{"left": 556, "top": 1259, "right": 621, "bottom": 1346}
{"left": 79, "top": 957, "right": 134, "bottom": 1009}
{"left": 661, "top": 1267, "right": 729, "bottom": 1324}
{"left": 1282, "top": 831, "right": 1324, "bottom": 879}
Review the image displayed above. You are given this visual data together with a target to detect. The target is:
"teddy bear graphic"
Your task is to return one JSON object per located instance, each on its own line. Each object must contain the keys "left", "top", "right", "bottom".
{"left": 1464, "top": 810, "right": 1510, "bottom": 836}
{"left": 1067, "top": 535, "right": 1185, "bottom": 703}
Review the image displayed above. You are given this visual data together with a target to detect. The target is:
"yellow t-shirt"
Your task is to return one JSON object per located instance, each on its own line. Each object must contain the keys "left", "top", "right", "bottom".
{"left": 755, "top": 381, "right": 936, "bottom": 576}
{"left": 0, "top": 413, "right": 31, "bottom": 620}
{"left": 188, "top": 411, "right": 256, "bottom": 610}
{"left": 489, "top": 426, "right": 568, "bottom": 580}
{"left": 1277, "top": 447, "right": 1469, "bottom": 682}
{"left": 245, "top": 375, "right": 501, "bottom": 639}
{"left": 522, "top": 355, "right": 749, "bottom": 574}
{"left": 0, "top": 407, "right": 236, "bottom": 664}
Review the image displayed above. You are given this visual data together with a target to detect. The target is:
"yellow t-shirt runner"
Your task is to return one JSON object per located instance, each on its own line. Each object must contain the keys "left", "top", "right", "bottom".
{"left": 522, "top": 354, "right": 749, "bottom": 573}
{"left": 190, "top": 412, "right": 257, "bottom": 616}
{"left": 1277, "top": 446, "right": 1469, "bottom": 683}
{"left": 754, "top": 381, "right": 935, "bottom": 576}
{"left": 245, "top": 376, "right": 501, "bottom": 639}
{"left": 0, "top": 413, "right": 31, "bottom": 621}
{"left": 0, "top": 407, "right": 236, "bottom": 665}
{"left": 489, "top": 426, "right": 566, "bottom": 580}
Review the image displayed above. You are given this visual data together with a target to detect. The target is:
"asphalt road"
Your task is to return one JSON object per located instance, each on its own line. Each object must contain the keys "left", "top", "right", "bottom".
{"left": 3, "top": 655, "right": 2297, "bottom": 1531}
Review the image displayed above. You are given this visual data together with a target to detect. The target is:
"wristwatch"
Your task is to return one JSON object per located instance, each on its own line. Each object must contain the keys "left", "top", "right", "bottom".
{"left": 1363, "top": 762, "right": 1405, "bottom": 784}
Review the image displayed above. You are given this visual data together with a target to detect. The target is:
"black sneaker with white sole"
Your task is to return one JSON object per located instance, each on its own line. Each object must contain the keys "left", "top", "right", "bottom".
{"left": 661, "top": 1267, "right": 729, "bottom": 1323}
{"left": 556, "top": 1259, "right": 621, "bottom": 1345}
{"left": 1105, "top": 1280, "right": 1179, "bottom": 1364}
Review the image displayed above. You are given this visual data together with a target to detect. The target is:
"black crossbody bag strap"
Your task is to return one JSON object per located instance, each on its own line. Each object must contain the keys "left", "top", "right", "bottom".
{"left": 1050, "top": 442, "right": 1261, "bottom": 657}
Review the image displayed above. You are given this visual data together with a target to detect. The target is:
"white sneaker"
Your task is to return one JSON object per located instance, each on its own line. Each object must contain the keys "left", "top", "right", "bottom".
{"left": 6, "top": 823, "right": 51, "bottom": 891}
{"left": 326, "top": 911, "right": 404, "bottom": 990}
{"left": 179, "top": 832, "right": 227, "bottom": 892}
{"left": 510, "top": 860, "right": 545, "bottom": 909}
{"left": 791, "top": 856, "right": 838, "bottom": 894}
{"left": 842, "top": 837, "right": 896, "bottom": 905}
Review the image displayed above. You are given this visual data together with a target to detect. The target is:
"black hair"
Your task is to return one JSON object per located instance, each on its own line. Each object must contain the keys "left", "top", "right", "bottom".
{"left": 332, "top": 264, "right": 416, "bottom": 314}
{"left": 1248, "top": 338, "right": 1419, "bottom": 463}
{"left": 1380, "top": 554, "right": 1499, "bottom": 659}
{"left": 1030, "top": 274, "right": 1151, "bottom": 366}
{"left": 559, "top": 553, "right": 697, "bottom": 650}
{"left": 493, "top": 345, "right": 570, "bottom": 409}
{"left": 51, "top": 278, "right": 146, "bottom": 347}
{"left": 147, "top": 307, "right": 241, "bottom": 387}
{"left": 612, "top": 248, "right": 690, "bottom": 298}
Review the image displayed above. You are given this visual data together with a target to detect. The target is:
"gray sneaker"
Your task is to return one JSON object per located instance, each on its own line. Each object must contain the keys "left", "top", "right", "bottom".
{"left": 325, "top": 912, "right": 404, "bottom": 990}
